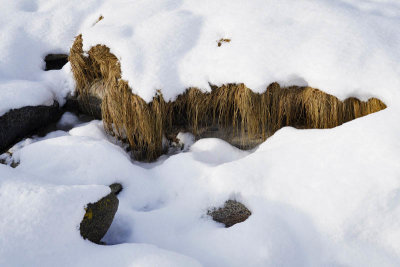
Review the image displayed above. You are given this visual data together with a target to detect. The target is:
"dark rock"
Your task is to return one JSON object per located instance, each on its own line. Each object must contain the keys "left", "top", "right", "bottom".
{"left": 109, "top": 183, "right": 123, "bottom": 195}
{"left": 80, "top": 183, "right": 123, "bottom": 244}
{"left": 63, "top": 94, "right": 80, "bottom": 113}
{"left": 44, "top": 54, "right": 69, "bottom": 71}
{"left": 64, "top": 94, "right": 103, "bottom": 120}
{"left": 64, "top": 81, "right": 105, "bottom": 120}
{"left": 208, "top": 200, "right": 251, "bottom": 228}
{"left": 0, "top": 102, "right": 62, "bottom": 153}
{"left": 77, "top": 94, "right": 103, "bottom": 119}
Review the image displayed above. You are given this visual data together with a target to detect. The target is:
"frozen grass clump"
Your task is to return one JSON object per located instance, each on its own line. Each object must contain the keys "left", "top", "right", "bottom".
{"left": 70, "top": 35, "right": 386, "bottom": 161}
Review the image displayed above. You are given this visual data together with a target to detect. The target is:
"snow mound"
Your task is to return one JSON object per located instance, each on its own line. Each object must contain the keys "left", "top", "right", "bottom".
{"left": 1, "top": 106, "right": 400, "bottom": 266}
{"left": 80, "top": 0, "right": 400, "bottom": 103}
{"left": 190, "top": 138, "right": 249, "bottom": 165}
{"left": 1, "top": 0, "right": 399, "bottom": 112}
{"left": 0, "top": 0, "right": 96, "bottom": 114}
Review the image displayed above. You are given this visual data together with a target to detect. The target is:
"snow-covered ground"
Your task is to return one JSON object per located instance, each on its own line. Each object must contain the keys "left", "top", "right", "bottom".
{"left": 2, "top": 0, "right": 400, "bottom": 107}
{"left": 81, "top": 0, "right": 400, "bottom": 102}
{"left": 1, "top": 0, "right": 400, "bottom": 266}
{"left": 2, "top": 107, "right": 400, "bottom": 267}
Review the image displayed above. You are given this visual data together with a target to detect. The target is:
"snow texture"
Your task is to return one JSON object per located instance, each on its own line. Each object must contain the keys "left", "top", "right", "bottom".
{"left": 80, "top": 0, "right": 400, "bottom": 103}
{"left": 2, "top": 105, "right": 400, "bottom": 266}
{"left": 1, "top": 0, "right": 400, "bottom": 112}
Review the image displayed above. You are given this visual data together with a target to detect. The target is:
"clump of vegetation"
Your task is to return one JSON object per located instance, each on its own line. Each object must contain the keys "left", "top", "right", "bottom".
{"left": 92, "top": 15, "right": 104, "bottom": 27}
{"left": 217, "top": 38, "right": 231, "bottom": 47}
{"left": 70, "top": 35, "right": 387, "bottom": 161}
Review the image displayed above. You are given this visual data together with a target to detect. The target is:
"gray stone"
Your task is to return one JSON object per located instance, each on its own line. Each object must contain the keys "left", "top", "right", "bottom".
{"left": 109, "top": 183, "right": 123, "bottom": 195}
{"left": 208, "top": 200, "right": 251, "bottom": 228}
{"left": 80, "top": 183, "right": 123, "bottom": 244}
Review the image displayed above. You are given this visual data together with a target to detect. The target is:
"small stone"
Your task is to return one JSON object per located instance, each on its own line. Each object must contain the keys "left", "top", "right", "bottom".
{"left": 208, "top": 200, "right": 251, "bottom": 228}
{"left": 110, "top": 183, "right": 123, "bottom": 195}
{"left": 79, "top": 183, "right": 123, "bottom": 244}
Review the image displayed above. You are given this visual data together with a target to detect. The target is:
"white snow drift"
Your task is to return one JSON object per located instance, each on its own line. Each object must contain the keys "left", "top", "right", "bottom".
{"left": 1, "top": 0, "right": 400, "bottom": 111}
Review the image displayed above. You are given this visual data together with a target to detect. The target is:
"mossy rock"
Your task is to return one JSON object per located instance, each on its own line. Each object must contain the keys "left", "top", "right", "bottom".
{"left": 208, "top": 200, "right": 251, "bottom": 228}
{"left": 80, "top": 183, "right": 122, "bottom": 244}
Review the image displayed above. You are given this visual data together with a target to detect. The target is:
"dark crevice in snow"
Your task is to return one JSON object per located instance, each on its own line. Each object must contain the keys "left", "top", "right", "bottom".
{"left": 44, "top": 54, "right": 69, "bottom": 71}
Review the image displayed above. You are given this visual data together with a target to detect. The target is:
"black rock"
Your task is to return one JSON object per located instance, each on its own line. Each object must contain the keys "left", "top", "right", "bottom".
{"left": 44, "top": 54, "right": 68, "bottom": 71}
{"left": 208, "top": 200, "right": 251, "bottom": 228}
{"left": 64, "top": 89, "right": 103, "bottom": 120}
{"left": 109, "top": 183, "right": 123, "bottom": 195}
{"left": 80, "top": 183, "right": 123, "bottom": 244}
{"left": 0, "top": 102, "right": 62, "bottom": 153}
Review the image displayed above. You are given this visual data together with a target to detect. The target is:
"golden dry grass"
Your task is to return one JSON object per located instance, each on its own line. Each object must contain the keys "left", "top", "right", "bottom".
{"left": 70, "top": 35, "right": 387, "bottom": 161}
{"left": 217, "top": 38, "right": 231, "bottom": 47}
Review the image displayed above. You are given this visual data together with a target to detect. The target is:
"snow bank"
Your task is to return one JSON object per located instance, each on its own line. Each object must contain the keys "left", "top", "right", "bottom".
{"left": 0, "top": 81, "right": 54, "bottom": 116}
{"left": 0, "top": 166, "right": 200, "bottom": 267}
{"left": 0, "top": 0, "right": 97, "bottom": 114}
{"left": 0, "top": 67, "right": 74, "bottom": 116}
{"left": 1, "top": 104, "right": 400, "bottom": 266}
{"left": 1, "top": 0, "right": 399, "bottom": 114}
{"left": 80, "top": 0, "right": 400, "bottom": 103}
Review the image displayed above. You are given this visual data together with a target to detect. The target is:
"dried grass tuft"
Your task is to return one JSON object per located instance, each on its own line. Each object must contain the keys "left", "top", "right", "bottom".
{"left": 70, "top": 35, "right": 387, "bottom": 161}
{"left": 217, "top": 38, "right": 231, "bottom": 47}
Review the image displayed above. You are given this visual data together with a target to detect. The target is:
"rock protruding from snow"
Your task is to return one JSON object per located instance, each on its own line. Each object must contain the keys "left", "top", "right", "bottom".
{"left": 64, "top": 81, "right": 105, "bottom": 120}
{"left": 109, "top": 183, "right": 123, "bottom": 195}
{"left": 208, "top": 200, "right": 251, "bottom": 228}
{"left": 44, "top": 54, "right": 69, "bottom": 71}
{"left": 0, "top": 102, "right": 62, "bottom": 153}
{"left": 80, "top": 183, "right": 122, "bottom": 244}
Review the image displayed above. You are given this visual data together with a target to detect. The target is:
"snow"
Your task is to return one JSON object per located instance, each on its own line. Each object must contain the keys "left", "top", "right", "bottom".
{"left": 56, "top": 112, "right": 81, "bottom": 130}
{"left": 1, "top": 104, "right": 400, "bottom": 266}
{"left": 176, "top": 132, "right": 195, "bottom": 151}
{"left": 0, "top": 0, "right": 94, "bottom": 115}
{"left": 1, "top": 0, "right": 400, "bottom": 112}
{"left": 69, "top": 120, "right": 111, "bottom": 141}
{"left": 0, "top": 169, "right": 200, "bottom": 267}
{"left": 0, "top": 80, "right": 54, "bottom": 116}
{"left": 1, "top": 0, "right": 400, "bottom": 266}
{"left": 189, "top": 138, "right": 249, "bottom": 165}
{"left": 80, "top": 0, "right": 400, "bottom": 103}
